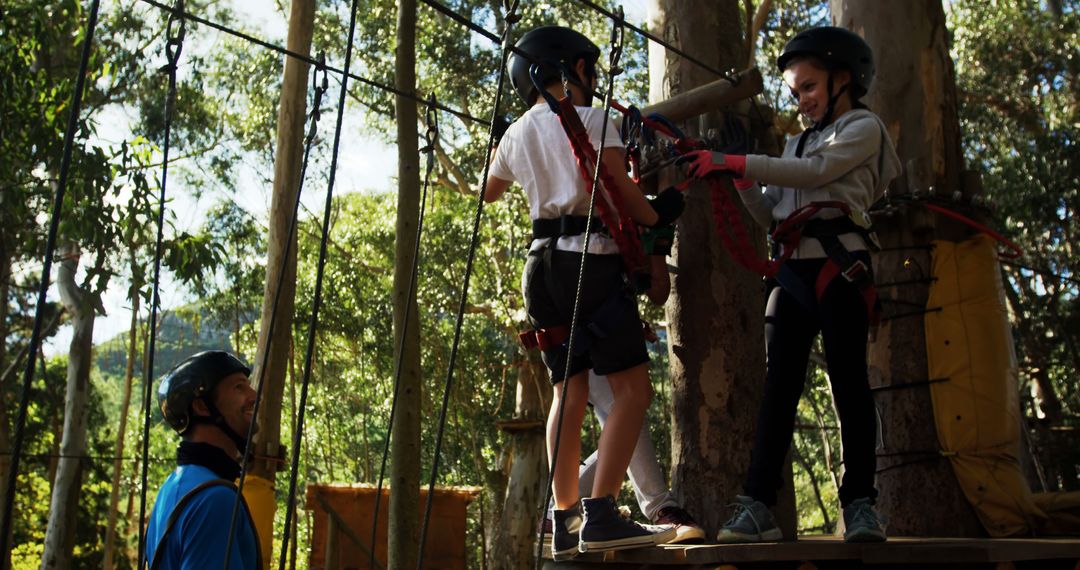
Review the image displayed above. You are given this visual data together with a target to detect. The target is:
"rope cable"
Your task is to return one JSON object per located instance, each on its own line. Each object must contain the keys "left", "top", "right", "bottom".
{"left": 221, "top": 53, "right": 330, "bottom": 570}
{"left": 136, "top": 0, "right": 486, "bottom": 126}
{"left": 573, "top": 0, "right": 736, "bottom": 83}
{"left": 533, "top": 9, "right": 625, "bottom": 569}
{"left": 274, "top": 0, "right": 363, "bottom": 566}
{"left": 416, "top": 2, "right": 519, "bottom": 567}
{"left": 137, "top": 4, "right": 185, "bottom": 565}
{"left": 366, "top": 92, "right": 438, "bottom": 570}
{"left": 419, "top": 0, "right": 738, "bottom": 85}
{"left": 0, "top": 0, "right": 102, "bottom": 559}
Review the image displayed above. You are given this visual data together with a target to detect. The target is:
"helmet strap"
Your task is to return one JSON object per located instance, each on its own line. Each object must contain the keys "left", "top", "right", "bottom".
{"left": 190, "top": 398, "right": 249, "bottom": 455}
{"left": 814, "top": 73, "right": 850, "bottom": 132}
{"left": 558, "top": 59, "right": 594, "bottom": 107}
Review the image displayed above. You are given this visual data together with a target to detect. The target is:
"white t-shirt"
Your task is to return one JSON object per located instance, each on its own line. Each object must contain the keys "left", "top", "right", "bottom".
{"left": 489, "top": 102, "right": 624, "bottom": 254}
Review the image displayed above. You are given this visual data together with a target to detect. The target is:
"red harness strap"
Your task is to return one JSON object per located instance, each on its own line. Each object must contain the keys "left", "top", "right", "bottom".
{"left": 551, "top": 96, "right": 647, "bottom": 276}
{"left": 702, "top": 185, "right": 881, "bottom": 321}
{"left": 815, "top": 257, "right": 880, "bottom": 326}
{"left": 519, "top": 326, "right": 570, "bottom": 351}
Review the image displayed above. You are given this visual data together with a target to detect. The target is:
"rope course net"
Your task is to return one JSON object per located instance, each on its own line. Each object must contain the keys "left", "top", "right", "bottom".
{"left": 9, "top": 0, "right": 1057, "bottom": 566}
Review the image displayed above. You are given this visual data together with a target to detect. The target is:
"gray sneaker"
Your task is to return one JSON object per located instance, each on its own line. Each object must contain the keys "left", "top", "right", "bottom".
{"left": 579, "top": 496, "right": 676, "bottom": 553}
{"left": 843, "top": 498, "right": 887, "bottom": 543}
{"left": 715, "top": 495, "right": 783, "bottom": 543}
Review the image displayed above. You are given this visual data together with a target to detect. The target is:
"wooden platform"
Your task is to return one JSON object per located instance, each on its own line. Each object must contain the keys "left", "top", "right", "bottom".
{"left": 541, "top": 536, "right": 1080, "bottom": 568}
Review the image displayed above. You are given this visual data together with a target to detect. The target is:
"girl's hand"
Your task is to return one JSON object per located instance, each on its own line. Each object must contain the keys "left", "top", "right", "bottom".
{"left": 678, "top": 150, "right": 747, "bottom": 179}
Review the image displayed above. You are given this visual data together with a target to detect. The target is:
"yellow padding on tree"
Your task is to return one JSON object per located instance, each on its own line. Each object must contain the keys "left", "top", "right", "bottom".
{"left": 241, "top": 474, "right": 275, "bottom": 570}
{"left": 926, "top": 234, "right": 1080, "bottom": 536}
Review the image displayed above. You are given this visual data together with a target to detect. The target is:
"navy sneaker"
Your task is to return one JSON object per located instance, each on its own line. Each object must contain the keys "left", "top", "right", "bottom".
{"left": 579, "top": 496, "right": 676, "bottom": 553}
{"left": 551, "top": 506, "right": 582, "bottom": 561}
{"left": 715, "top": 495, "right": 783, "bottom": 543}
{"left": 655, "top": 505, "right": 706, "bottom": 544}
{"left": 843, "top": 498, "right": 887, "bottom": 543}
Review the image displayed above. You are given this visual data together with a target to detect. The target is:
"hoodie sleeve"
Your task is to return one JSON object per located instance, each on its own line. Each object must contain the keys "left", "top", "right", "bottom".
{"left": 743, "top": 114, "right": 884, "bottom": 190}
{"left": 736, "top": 184, "right": 781, "bottom": 229}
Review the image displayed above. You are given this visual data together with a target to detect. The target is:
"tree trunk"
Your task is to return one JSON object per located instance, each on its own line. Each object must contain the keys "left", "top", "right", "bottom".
{"left": 486, "top": 354, "right": 549, "bottom": 569}
{"left": 102, "top": 253, "right": 141, "bottom": 570}
{"left": 249, "top": 0, "right": 315, "bottom": 561}
{"left": 831, "top": 0, "right": 983, "bottom": 536}
{"left": 40, "top": 246, "right": 94, "bottom": 570}
{"left": 648, "top": 0, "right": 795, "bottom": 538}
{"left": 389, "top": 0, "right": 422, "bottom": 568}
{"left": 0, "top": 247, "right": 12, "bottom": 570}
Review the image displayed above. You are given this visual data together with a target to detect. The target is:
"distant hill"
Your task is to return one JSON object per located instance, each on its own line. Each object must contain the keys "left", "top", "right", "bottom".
{"left": 94, "top": 308, "right": 237, "bottom": 379}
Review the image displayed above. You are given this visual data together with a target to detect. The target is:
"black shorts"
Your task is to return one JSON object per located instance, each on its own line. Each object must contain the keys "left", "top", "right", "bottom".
{"left": 523, "top": 248, "right": 649, "bottom": 383}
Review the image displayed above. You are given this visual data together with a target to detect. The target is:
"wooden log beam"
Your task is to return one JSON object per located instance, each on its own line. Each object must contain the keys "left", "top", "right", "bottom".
{"left": 636, "top": 68, "right": 763, "bottom": 124}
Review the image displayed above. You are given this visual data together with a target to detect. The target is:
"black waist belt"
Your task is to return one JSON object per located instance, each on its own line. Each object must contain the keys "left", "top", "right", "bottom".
{"left": 532, "top": 215, "right": 608, "bottom": 239}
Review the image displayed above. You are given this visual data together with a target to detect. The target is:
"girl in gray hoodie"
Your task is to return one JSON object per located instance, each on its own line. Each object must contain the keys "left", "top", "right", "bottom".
{"left": 682, "top": 26, "right": 901, "bottom": 544}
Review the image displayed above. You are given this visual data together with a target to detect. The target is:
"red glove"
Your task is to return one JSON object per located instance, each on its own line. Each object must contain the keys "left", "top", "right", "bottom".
{"left": 678, "top": 150, "right": 747, "bottom": 178}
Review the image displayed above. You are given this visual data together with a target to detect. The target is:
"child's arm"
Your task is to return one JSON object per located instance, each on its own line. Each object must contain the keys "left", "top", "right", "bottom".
{"left": 484, "top": 146, "right": 512, "bottom": 203}
{"left": 645, "top": 255, "right": 670, "bottom": 305}
{"left": 484, "top": 174, "right": 511, "bottom": 203}
{"left": 743, "top": 118, "right": 882, "bottom": 189}
{"left": 600, "top": 148, "right": 659, "bottom": 226}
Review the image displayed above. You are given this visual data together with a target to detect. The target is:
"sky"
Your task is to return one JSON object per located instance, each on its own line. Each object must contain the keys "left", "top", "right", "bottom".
{"left": 42, "top": 0, "right": 653, "bottom": 357}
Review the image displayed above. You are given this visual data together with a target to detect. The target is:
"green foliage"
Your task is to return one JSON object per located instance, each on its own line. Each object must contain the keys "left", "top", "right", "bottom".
{"left": 12, "top": 0, "right": 1080, "bottom": 565}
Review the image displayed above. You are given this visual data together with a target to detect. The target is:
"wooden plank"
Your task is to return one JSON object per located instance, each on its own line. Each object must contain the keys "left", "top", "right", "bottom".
{"left": 544, "top": 535, "right": 1080, "bottom": 566}
{"left": 324, "top": 515, "right": 339, "bottom": 570}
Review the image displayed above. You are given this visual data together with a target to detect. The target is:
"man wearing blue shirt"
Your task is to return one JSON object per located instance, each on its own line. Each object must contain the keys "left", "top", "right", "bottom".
{"left": 144, "top": 351, "right": 262, "bottom": 569}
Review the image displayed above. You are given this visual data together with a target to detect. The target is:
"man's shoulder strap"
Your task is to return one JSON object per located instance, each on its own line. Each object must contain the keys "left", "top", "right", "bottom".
{"left": 145, "top": 478, "right": 235, "bottom": 570}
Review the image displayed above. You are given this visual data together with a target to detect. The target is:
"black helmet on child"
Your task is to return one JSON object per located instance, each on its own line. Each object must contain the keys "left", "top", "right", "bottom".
{"left": 777, "top": 26, "right": 875, "bottom": 99}
{"left": 158, "top": 350, "right": 251, "bottom": 435}
{"left": 507, "top": 25, "right": 601, "bottom": 106}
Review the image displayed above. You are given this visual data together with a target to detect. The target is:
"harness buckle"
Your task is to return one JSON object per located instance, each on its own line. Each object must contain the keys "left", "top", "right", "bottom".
{"left": 849, "top": 209, "right": 873, "bottom": 230}
{"left": 841, "top": 259, "right": 870, "bottom": 283}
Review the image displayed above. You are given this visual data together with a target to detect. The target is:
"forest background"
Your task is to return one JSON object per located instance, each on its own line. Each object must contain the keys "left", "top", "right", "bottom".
{"left": 1, "top": 0, "right": 1077, "bottom": 568}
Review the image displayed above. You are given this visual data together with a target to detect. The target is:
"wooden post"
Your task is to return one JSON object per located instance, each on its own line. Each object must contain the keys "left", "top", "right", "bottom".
{"left": 648, "top": 0, "right": 796, "bottom": 538}
{"left": 486, "top": 353, "right": 550, "bottom": 568}
{"left": 249, "top": 0, "right": 316, "bottom": 563}
{"left": 390, "top": 0, "right": 422, "bottom": 568}
{"left": 637, "top": 68, "right": 763, "bottom": 124}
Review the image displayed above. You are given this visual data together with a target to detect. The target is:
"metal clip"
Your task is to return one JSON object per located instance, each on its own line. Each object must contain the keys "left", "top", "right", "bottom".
{"left": 841, "top": 259, "right": 870, "bottom": 283}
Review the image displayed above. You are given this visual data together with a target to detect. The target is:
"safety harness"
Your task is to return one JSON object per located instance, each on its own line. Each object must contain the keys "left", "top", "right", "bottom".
{"left": 771, "top": 201, "right": 881, "bottom": 324}
{"left": 517, "top": 64, "right": 655, "bottom": 355}
{"left": 663, "top": 156, "right": 881, "bottom": 322}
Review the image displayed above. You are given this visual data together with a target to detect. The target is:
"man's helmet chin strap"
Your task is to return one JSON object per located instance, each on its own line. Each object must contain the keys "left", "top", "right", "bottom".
{"left": 190, "top": 400, "right": 249, "bottom": 455}
{"left": 558, "top": 60, "right": 596, "bottom": 107}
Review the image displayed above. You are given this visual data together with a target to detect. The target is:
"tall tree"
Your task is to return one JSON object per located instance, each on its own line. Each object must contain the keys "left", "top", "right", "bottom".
{"left": 390, "top": 0, "right": 422, "bottom": 567}
{"left": 249, "top": 0, "right": 316, "bottom": 562}
{"left": 831, "top": 0, "right": 983, "bottom": 535}
{"left": 648, "top": 0, "right": 795, "bottom": 536}
{"left": 40, "top": 247, "right": 97, "bottom": 570}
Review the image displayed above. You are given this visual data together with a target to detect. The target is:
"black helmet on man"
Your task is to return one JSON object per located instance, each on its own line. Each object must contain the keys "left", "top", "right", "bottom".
{"left": 507, "top": 25, "right": 601, "bottom": 106}
{"left": 158, "top": 350, "right": 250, "bottom": 434}
{"left": 777, "top": 26, "right": 875, "bottom": 99}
